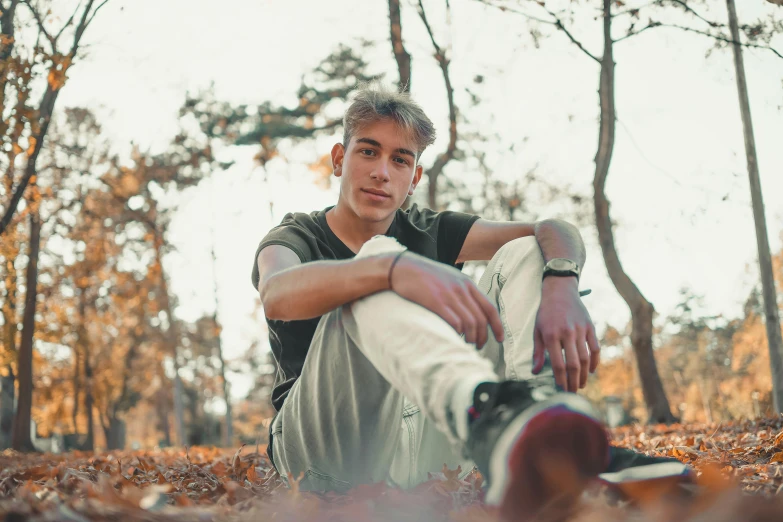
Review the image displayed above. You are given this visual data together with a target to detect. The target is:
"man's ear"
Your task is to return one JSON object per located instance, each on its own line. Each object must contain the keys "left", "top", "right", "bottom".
{"left": 331, "top": 143, "right": 345, "bottom": 178}
{"left": 409, "top": 164, "right": 423, "bottom": 195}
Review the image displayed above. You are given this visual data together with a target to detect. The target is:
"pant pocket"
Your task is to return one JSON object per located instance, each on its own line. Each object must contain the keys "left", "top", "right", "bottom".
{"left": 299, "top": 466, "right": 353, "bottom": 493}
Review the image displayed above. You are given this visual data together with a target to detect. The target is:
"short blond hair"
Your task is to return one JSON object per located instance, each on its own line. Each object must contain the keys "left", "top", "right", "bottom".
{"left": 343, "top": 83, "right": 436, "bottom": 160}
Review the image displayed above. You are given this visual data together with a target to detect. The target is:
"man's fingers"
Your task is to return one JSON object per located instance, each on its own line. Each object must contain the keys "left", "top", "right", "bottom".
{"left": 440, "top": 307, "right": 463, "bottom": 336}
{"left": 533, "top": 328, "right": 545, "bottom": 375}
{"left": 460, "top": 287, "right": 489, "bottom": 348}
{"left": 587, "top": 325, "right": 601, "bottom": 373}
{"left": 546, "top": 335, "right": 568, "bottom": 391}
{"left": 451, "top": 300, "right": 477, "bottom": 345}
{"left": 575, "top": 329, "right": 590, "bottom": 388}
{"left": 562, "top": 337, "right": 580, "bottom": 392}
{"left": 469, "top": 284, "right": 504, "bottom": 344}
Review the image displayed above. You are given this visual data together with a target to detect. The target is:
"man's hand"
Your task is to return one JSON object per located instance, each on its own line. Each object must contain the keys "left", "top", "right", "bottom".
{"left": 533, "top": 276, "right": 600, "bottom": 392}
{"left": 390, "top": 252, "right": 504, "bottom": 349}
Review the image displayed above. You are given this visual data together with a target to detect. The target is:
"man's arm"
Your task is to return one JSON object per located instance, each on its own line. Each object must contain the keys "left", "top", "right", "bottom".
{"left": 456, "top": 217, "right": 599, "bottom": 393}
{"left": 257, "top": 245, "right": 391, "bottom": 321}
{"left": 456, "top": 218, "right": 585, "bottom": 268}
{"left": 257, "top": 245, "right": 504, "bottom": 347}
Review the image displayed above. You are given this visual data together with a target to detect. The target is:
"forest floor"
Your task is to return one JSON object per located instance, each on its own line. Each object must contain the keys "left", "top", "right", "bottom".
{"left": 1, "top": 417, "right": 783, "bottom": 521}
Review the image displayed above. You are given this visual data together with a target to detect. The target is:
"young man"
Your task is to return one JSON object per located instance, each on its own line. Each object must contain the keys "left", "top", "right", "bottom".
{"left": 253, "top": 85, "right": 688, "bottom": 518}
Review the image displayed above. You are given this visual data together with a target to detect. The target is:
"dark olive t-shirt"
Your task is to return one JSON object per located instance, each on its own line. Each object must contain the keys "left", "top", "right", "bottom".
{"left": 251, "top": 204, "right": 480, "bottom": 411}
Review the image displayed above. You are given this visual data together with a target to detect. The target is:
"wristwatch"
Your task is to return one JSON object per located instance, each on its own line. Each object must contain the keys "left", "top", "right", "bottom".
{"left": 543, "top": 258, "right": 580, "bottom": 281}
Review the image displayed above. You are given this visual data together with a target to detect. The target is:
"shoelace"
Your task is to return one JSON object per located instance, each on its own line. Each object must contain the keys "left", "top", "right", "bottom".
{"left": 469, "top": 381, "right": 539, "bottom": 422}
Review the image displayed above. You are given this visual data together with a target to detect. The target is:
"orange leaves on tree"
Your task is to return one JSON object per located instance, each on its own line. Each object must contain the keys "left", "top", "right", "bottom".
{"left": 47, "top": 54, "right": 72, "bottom": 91}
{"left": 26, "top": 136, "right": 36, "bottom": 156}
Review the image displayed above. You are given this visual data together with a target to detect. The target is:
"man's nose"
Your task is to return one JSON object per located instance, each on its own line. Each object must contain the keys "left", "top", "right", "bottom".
{"left": 371, "top": 160, "right": 391, "bottom": 182}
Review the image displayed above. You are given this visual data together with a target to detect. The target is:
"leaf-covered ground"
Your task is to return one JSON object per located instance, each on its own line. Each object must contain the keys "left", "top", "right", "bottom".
{"left": 2, "top": 418, "right": 783, "bottom": 522}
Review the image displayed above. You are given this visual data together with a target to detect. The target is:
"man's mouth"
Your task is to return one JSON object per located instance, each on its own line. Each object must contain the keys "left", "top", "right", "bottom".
{"left": 361, "top": 188, "right": 391, "bottom": 198}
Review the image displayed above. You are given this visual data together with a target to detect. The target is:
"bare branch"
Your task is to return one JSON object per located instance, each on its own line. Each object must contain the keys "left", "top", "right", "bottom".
{"left": 668, "top": 0, "right": 720, "bottom": 28}
{"left": 417, "top": 0, "right": 443, "bottom": 59}
{"left": 85, "top": 0, "right": 110, "bottom": 29}
{"left": 472, "top": 0, "right": 560, "bottom": 31}
{"left": 611, "top": 1, "right": 658, "bottom": 19}
{"left": 657, "top": 22, "right": 783, "bottom": 59}
{"left": 54, "top": 1, "right": 82, "bottom": 42}
{"left": 473, "top": 0, "right": 601, "bottom": 62}
{"left": 535, "top": 2, "right": 602, "bottom": 63}
{"left": 416, "top": 0, "right": 458, "bottom": 209}
{"left": 613, "top": 21, "right": 662, "bottom": 43}
{"left": 20, "top": 0, "right": 56, "bottom": 50}
{"left": 69, "top": 0, "right": 95, "bottom": 56}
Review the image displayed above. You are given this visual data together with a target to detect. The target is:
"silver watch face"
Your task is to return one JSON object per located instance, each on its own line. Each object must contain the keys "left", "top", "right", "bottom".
{"left": 549, "top": 258, "right": 577, "bottom": 271}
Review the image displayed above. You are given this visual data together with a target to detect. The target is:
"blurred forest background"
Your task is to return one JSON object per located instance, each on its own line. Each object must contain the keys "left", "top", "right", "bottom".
{"left": 1, "top": 0, "right": 783, "bottom": 453}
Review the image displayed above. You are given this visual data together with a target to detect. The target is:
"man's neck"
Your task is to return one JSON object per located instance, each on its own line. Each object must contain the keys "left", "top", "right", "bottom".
{"left": 326, "top": 201, "right": 396, "bottom": 253}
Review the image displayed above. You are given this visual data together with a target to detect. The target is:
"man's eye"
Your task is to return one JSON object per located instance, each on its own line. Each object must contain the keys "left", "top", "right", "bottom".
{"left": 360, "top": 149, "right": 376, "bottom": 156}
{"left": 394, "top": 157, "right": 408, "bottom": 165}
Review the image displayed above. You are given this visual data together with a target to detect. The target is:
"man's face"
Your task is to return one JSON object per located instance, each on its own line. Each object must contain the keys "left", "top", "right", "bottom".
{"left": 331, "top": 118, "right": 423, "bottom": 222}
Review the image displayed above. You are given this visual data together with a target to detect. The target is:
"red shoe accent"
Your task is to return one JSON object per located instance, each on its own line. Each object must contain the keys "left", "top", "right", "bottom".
{"left": 499, "top": 407, "right": 609, "bottom": 521}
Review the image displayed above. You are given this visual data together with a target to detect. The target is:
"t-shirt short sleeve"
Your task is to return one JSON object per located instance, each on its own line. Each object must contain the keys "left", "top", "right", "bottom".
{"left": 436, "top": 211, "right": 480, "bottom": 266}
{"left": 250, "top": 220, "right": 314, "bottom": 290}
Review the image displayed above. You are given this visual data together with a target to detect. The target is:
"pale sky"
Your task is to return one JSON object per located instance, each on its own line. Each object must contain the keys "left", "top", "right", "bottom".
{"left": 54, "top": 0, "right": 783, "bottom": 398}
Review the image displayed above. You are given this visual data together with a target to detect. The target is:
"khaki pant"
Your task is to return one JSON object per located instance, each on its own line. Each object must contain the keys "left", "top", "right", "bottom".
{"left": 270, "top": 235, "right": 555, "bottom": 491}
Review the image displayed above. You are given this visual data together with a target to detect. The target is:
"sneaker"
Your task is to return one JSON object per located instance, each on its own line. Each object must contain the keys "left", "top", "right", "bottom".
{"left": 466, "top": 381, "right": 610, "bottom": 520}
{"left": 598, "top": 446, "right": 693, "bottom": 500}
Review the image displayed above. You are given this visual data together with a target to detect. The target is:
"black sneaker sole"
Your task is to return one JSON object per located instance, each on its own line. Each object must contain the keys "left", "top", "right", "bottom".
{"left": 485, "top": 394, "right": 609, "bottom": 521}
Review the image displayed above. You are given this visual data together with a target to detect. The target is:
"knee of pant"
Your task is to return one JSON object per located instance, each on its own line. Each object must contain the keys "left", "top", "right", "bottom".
{"left": 498, "top": 236, "right": 543, "bottom": 267}
{"left": 356, "top": 235, "right": 405, "bottom": 259}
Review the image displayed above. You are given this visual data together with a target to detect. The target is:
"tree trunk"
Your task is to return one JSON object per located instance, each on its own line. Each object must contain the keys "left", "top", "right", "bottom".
{"left": 593, "top": 0, "right": 675, "bottom": 424}
{"left": 210, "top": 241, "right": 233, "bottom": 447}
{"left": 388, "top": 0, "right": 412, "bottom": 91}
{"left": 157, "top": 388, "right": 172, "bottom": 447}
{"left": 154, "top": 238, "right": 186, "bottom": 446}
{"left": 0, "top": 367, "right": 14, "bottom": 449}
{"left": 1, "top": 231, "right": 19, "bottom": 449}
{"left": 82, "top": 342, "right": 94, "bottom": 451}
{"left": 416, "top": 0, "right": 457, "bottom": 210}
{"left": 71, "top": 339, "right": 81, "bottom": 433}
{"left": 103, "top": 415, "right": 126, "bottom": 450}
{"left": 12, "top": 210, "right": 40, "bottom": 451}
{"left": 726, "top": 0, "right": 783, "bottom": 413}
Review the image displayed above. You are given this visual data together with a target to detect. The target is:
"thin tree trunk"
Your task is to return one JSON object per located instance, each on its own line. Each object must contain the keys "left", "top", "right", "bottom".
{"left": 210, "top": 242, "right": 232, "bottom": 447}
{"left": 416, "top": 0, "right": 457, "bottom": 210}
{"left": 0, "top": 367, "right": 14, "bottom": 449}
{"left": 12, "top": 210, "right": 40, "bottom": 451}
{"left": 82, "top": 335, "right": 94, "bottom": 451}
{"left": 71, "top": 346, "right": 81, "bottom": 434}
{"left": 388, "top": 0, "right": 412, "bottom": 91}
{"left": 592, "top": 0, "right": 675, "bottom": 424}
{"left": 1, "top": 254, "right": 17, "bottom": 449}
{"left": 0, "top": 0, "right": 20, "bottom": 98}
{"left": 154, "top": 238, "right": 185, "bottom": 446}
{"left": 698, "top": 377, "right": 713, "bottom": 424}
{"left": 73, "top": 288, "right": 89, "bottom": 439}
{"left": 104, "top": 415, "right": 125, "bottom": 450}
{"left": 726, "top": 0, "right": 783, "bottom": 413}
{"left": 157, "top": 388, "right": 172, "bottom": 447}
